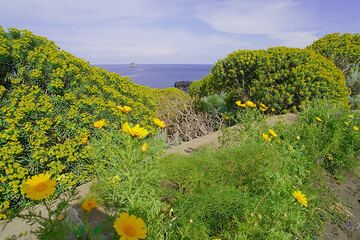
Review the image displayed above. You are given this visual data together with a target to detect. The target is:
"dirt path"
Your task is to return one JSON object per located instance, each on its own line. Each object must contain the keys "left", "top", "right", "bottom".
{"left": 165, "top": 113, "right": 299, "bottom": 155}
{"left": 323, "top": 170, "right": 360, "bottom": 240}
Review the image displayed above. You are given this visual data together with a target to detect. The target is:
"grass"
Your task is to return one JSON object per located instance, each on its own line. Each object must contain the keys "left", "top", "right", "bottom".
{"left": 157, "top": 100, "right": 359, "bottom": 239}
{"left": 12, "top": 100, "right": 359, "bottom": 239}
{"left": 160, "top": 139, "right": 326, "bottom": 239}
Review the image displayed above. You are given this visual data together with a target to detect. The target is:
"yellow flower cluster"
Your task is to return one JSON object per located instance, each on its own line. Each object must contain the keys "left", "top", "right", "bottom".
{"left": 94, "top": 119, "right": 107, "bottom": 128}
{"left": 21, "top": 173, "right": 148, "bottom": 239}
{"left": 0, "top": 200, "right": 10, "bottom": 219}
{"left": 236, "top": 100, "right": 256, "bottom": 108}
{"left": 342, "top": 114, "right": 359, "bottom": 131}
{"left": 261, "top": 129, "right": 278, "bottom": 142}
{"left": 235, "top": 100, "right": 272, "bottom": 112}
{"left": 259, "top": 103, "right": 268, "bottom": 112}
{"left": 122, "top": 122, "right": 149, "bottom": 139}
{"left": 117, "top": 105, "right": 132, "bottom": 113}
{"left": 0, "top": 28, "right": 173, "bottom": 217}
{"left": 153, "top": 117, "right": 166, "bottom": 128}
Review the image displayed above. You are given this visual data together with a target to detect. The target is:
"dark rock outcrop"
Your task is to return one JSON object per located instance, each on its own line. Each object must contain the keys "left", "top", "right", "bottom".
{"left": 174, "top": 81, "right": 192, "bottom": 93}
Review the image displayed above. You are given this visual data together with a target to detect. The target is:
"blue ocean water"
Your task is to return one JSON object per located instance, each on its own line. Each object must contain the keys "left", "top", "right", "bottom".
{"left": 98, "top": 64, "right": 212, "bottom": 88}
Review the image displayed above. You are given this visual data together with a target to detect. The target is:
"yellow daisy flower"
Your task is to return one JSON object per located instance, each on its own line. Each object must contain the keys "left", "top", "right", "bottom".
{"left": 235, "top": 101, "right": 247, "bottom": 107}
{"left": 94, "top": 119, "right": 106, "bottom": 128}
{"left": 245, "top": 101, "right": 257, "bottom": 108}
{"left": 132, "top": 124, "right": 149, "bottom": 138}
{"left": 261, "top": 133, "right": 271, "bottom": 142}
{"left": 292, "top": 190, "right": 308, "bottom": 207}
{"left": 353, "top": 126, "right": 359, "bottom": 131}
{"left": 23, "top": 173, "right": 56, "bottom": 200}
{"left": 295, "top": 135, "right": 301, "bottom": 140}
{"left": 122, "top": 122, "right": 132, "bottom": 134}
{"left": 269, "top": 129, "right": 278, "bottom": 137}
{"left": 122, "top": 122, "right": 149, "bottom": 139}
{"left": 141, "top": 142, "right": 149, "bottom": 152}
{"left": 117, "top": 105, "right": 132, "bottom": 113}
{"left": 81, "top": 199, "right": 97, "bottom": 212}
{"left": 113, "top": 212, "right": 147, "bottom": 240}
{"left": 3, "top": 200, "right": 10, "bottom": 209}
{"left": 153, "top": 118, "right": 166, "bottom": 128}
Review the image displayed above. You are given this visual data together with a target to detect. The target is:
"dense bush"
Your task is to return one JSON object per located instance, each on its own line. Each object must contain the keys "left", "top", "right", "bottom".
{"left": 307, "top": 33, "right": 360, "bottom": 106}
{"left": 0, "top": 27, "right": 183, "bottom": 217}
{"left": 188, "top": 74, "right": 213, "bottom": 98}
{"left": 190, "top": 47, "right": 349, "bottom": 113}
{"left": 307, "top": 33, "right": 360, "bottom": 75}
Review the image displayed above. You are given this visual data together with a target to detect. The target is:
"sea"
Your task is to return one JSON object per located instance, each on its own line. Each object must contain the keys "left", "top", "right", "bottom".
{"left": 98, "top": 64, "right": 212, "bottom": 88}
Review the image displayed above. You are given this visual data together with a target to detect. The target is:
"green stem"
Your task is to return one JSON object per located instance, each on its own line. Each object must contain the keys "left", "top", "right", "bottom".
{"left": 43, "top": 199, "right": 53, "bottom": 221}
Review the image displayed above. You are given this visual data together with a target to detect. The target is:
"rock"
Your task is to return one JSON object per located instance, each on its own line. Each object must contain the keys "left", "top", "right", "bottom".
{"left": 174, "top": 81, "right": 192, "bottom": 93}
{"left": 65, "top": 207, "right": 83, "bottom": 226}
{"left": 64, "top": 207, "right": 84, "bottom": 240}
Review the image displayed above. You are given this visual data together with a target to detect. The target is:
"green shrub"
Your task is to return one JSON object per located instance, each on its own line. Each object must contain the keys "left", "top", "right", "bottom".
{"left": 160, "top": 143, "right": 324, "bottom": 239}
{"left": 191, "top": 47, "right": 349, "bottom": 113}
{"left": 347, "top": 68, "right": 360, "bottom": 107}
{"left": 307, "top": 33, "right": 360, "bottom": 75}
{"left": 189, "top": 74, "right": 213, "bottom": 98}
{"left": 89, "top": 129, "right": 169, "bottom": 240}
{"left": 0, "top": 27, "right": 180, "bottom": 218}
{"left": 197, "top": 93, "right": 228, "bottom": 115}
{"left": 159, "top": 99, "right": 359, "bottom": 239}
{"left": 297, "top": 100, "right": 360, "bottom": 177}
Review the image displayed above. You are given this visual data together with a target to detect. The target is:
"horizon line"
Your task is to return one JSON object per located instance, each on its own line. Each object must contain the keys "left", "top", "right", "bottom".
{"left": 93, "top": 63, "right": 214, "bottom": 65}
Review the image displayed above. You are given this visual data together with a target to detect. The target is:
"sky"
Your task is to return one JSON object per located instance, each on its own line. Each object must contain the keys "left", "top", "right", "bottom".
{"left": 1, "top": 0, "right": 360, "bottom": 64}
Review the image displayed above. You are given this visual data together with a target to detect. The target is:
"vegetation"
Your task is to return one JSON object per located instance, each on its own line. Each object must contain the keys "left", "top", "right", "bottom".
{"left": 158, "top": 100, "right": 359, "bottom": 239}
{"left": 17, "top": 100, "right": 358, "bottom": 240}
{"left": 190, "top": 47, "right": 349, "bottom": 113}
{"left": 307, "top": 33, "right": 360, "bottom": 107}
{"left": 307, "top": 33, "right": 360, "bottom": 75}
{"left": 0, "top": 27, "right": 184, "bottom": 218}
{"left": 1, "top": 28, "right": 359, "bottom": 240}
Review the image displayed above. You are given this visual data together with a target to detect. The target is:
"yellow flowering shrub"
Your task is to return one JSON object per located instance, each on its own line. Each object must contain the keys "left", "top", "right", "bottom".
{"left": 0, "top": 27, "right": 184, "bottom": 216}
{"left": 190, "top": 47, "right": 349, "bottom": 113}
{"left": 307, "top": 33, "right": 360, "bottom": 75}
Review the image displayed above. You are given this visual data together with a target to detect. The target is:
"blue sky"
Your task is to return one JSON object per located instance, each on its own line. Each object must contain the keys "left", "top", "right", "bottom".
{"left": 1, "top": 0, "right": 359, "bottom": 64}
